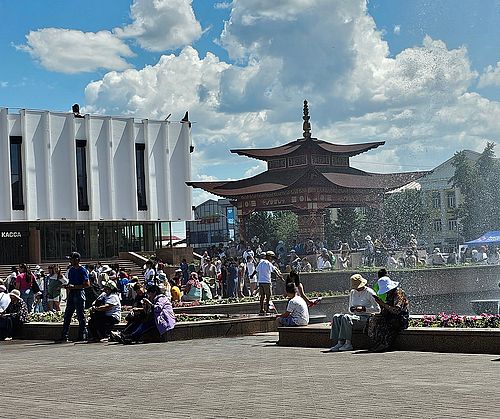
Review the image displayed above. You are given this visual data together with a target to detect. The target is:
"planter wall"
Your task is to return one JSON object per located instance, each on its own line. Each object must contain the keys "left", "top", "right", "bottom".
{"left": 277, "top": 324, "right": 500, "bottom": 354}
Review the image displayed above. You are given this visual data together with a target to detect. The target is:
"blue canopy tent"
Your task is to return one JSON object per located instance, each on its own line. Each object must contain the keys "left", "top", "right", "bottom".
{"left": 465, "top": 231, "right": 500, "bottom": 245}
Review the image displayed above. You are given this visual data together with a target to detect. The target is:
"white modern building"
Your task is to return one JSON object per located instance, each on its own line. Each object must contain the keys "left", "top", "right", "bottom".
{"left": 0, "top": 107, "right": 192, "bottom": 264}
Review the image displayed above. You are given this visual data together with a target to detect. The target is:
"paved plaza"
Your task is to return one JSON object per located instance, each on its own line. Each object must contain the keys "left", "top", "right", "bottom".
{"left": 1, "top": 333, "right": 499, "bottom": 419}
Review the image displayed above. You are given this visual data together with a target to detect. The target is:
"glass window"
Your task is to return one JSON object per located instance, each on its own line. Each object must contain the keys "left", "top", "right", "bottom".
{"left": 432, "top": 192, "right": 441, "bottom": 209}
{"left": 447, "top": 192, "right": 456, "bottom": 209}
{"left": 135, "top": 144, "right": 147, "bottom": 210}
{"left": 448, "top": 219, "right": 457, "bottom": 231}
{"left": 76, "top": 140, "right": 89, "bottom": 211}
{"left": 9, "top": 136, "right": 24, "bottom": 210}
{"left": 433, "top": 219, "right": 442, "bottom": 232}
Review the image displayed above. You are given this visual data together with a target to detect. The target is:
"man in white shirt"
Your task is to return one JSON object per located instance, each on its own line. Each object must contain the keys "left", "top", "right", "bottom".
{"left": 242, "top": 245, "right": 254, "bottom": 262}
{"left": 250, "top": 251, "right": 282, "bottom": 314}
{"left": 276, "top": 282, "right": 309, "bottom": 326}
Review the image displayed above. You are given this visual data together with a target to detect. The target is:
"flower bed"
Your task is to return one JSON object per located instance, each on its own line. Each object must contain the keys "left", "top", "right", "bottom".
{"left": 28, "top": 311, "right": 227, "bottom": 324}
{"left": 195, "top": 290, "right": 345, "bottom": 306}
{"left": 409, "top": 312, "right": 500, "bottom": 328}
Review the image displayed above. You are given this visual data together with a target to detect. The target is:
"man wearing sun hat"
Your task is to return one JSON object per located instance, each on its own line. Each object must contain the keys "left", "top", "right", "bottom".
{"left": 328, "top": 273, "right": 379, "bottom": 352}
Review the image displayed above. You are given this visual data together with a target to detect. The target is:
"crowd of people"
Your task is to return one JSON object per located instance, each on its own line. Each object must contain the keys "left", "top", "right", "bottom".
{"left": 2, "top": 232, "right": 494, "bottom": 348}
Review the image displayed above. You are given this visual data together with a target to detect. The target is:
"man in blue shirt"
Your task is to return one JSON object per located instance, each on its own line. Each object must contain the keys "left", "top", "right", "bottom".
{"left": 57, "top": 252, "right": 90, "bottom": 342}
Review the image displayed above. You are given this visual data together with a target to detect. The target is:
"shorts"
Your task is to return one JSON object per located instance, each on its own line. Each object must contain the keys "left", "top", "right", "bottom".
{"left": 278, "top": 317, "right": 299, "bottom": 327}
{"left": 249, "top": 275, "right": 257, "bottom": 284}
{"left": 258, "top": 283, "right": 271, "bottom": 297}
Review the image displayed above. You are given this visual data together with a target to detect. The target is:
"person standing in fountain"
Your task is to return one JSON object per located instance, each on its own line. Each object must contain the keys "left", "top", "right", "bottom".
{"left": 328, "top": 274, "right": 379, "bottom": 352}
{"left": 368, "top": 274, "right": 409, "bottom": 352}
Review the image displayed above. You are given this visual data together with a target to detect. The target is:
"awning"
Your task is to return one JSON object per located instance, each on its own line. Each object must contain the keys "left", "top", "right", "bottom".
{"left": 465, "top": 231, "right": 500, "bottom": 245}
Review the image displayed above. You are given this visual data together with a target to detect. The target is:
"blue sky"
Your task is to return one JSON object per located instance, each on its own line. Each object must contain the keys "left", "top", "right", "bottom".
{"left": 1, "top": 0, "right": 500, "bottom": 206}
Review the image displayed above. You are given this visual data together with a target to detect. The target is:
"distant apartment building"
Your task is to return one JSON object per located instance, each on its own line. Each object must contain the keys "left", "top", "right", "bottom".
{"left": 418, "top": 150, "right": 481, "bottom": 252}
{"left": 186, "top": 199, "right": 238, "bottom": 252}
{"left": 0, "top": 107, "right": 192, "bottom": 264}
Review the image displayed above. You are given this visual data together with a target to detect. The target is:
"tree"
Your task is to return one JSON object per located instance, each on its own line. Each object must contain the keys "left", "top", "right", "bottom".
{"left": 246, "top": 210, "right": 298, "bottom": 248}
{"left": 331, "top": 208, "right": 363, "bottom": 246}
{"left": 383, "top": 190, "right": 428, "bottom": 245}
{"left": 451, "top": 142, "right": 500, "bottom": 240}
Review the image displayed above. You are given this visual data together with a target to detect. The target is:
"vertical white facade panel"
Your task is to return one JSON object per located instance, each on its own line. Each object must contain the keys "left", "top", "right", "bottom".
{"left": 0, "top": 109, "right": 11, "bottom": 220}
{"left": 49, "top": 113, "right": 78, "bottom": 219}
{"left": 90, "top": 117, "right": 112, "bottom": 219}
{"left": 23, "top": 110, "right": 51, "bottom": 220}
{"left": 168, "top": 121, "right": 192, "bottom": 220}
{"left": 146, "top": 120, "right": 169, "bottom": 221}
{"left": 111, "top": 119, "right": 135, "bottom": 219}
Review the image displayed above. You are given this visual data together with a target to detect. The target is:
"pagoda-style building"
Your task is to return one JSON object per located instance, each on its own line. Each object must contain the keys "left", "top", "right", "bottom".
{"left": 188, "top": 101, "right": 427, "bottom": 243}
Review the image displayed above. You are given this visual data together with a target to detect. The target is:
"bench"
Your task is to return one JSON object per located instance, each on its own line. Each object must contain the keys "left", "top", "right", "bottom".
{"left": 277, "top": 324, "right": 500, "bottom": 354}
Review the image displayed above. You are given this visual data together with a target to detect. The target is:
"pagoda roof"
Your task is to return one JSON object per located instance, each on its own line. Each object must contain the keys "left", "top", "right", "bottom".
{"left": 187, "top": 167, "right": 429, "bottom": 198}
{"left": 231, "top": 139, "right": 385, "bottom": 162}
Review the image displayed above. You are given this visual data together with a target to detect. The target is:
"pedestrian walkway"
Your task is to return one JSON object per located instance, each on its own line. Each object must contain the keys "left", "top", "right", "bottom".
{"left": 1, "top": 333, "right": 499, "bottom": 418}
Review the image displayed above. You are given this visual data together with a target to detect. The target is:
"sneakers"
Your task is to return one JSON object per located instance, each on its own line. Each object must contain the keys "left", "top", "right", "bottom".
{"left": 109, "top": 331, "right": 123, "bottom": 343}
{"left": 339, "top": 342, "right": 354, "bottom": 351}
{"left": 328, "top": 341, "right": 345, "bottom": 352}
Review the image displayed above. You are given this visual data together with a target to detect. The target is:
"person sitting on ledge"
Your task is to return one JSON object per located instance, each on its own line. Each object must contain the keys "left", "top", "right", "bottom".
{"left": 111, "top": 285, "right": 175, "bottom": 344}
{"left": 0, "top": 289, "right": 28, "bottom": 340}
{"left": 368, "top": 274, "right": 409, "bottom": 352}
{"left": 276, "top": 282, "right": 309, "bottom": 327}
{"left": 328, "top": 273, "right": 379, "bottom": 352}
{"left": 87, "top": 281, "right": 121, "bottom": 343}
{"left": 182, "top": 272, "right": 202, "bottom": 302}
{"left": 286, "top": 270, "right": 321, "bottom": 308}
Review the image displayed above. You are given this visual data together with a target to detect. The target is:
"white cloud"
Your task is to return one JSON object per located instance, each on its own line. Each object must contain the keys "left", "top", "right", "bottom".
{"left": 83, "top": 0, "right": 500, "bottom": 204}
{"left": 214, "top": 2, "right": 232, "bottom": 9}
{"left": 17, "top": 28, "right": 134, "bottom": 74}
{"left": 393, "top": 25, "right": 401, "bottom": 35}
{"left": 478, "top": 62, "right": 500, "bottom": 88}
{"left": 114, "top": 0, "right": 202, "bottom": 52}
{"left": 0, "top": 81, "right": 8, "bottom": 88}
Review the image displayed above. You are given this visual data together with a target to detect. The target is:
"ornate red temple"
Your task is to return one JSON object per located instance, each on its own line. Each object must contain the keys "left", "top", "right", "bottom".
{"left": 188, "top": 101, "right": 427, "bottom": 243}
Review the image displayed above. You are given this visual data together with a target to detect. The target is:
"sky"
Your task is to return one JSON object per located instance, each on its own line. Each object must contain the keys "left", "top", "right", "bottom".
{"left": 2, "top": 0, "right": 500, "bottom": 210}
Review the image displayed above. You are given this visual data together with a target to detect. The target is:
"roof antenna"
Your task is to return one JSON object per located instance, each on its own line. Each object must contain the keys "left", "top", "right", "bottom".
{"left": 302, "top": 100, "right": 311, "bottom": 139}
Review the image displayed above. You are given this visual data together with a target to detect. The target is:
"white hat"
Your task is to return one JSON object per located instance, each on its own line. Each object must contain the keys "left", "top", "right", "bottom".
{"left": 0, "top": 285, "right": 6, "bottom": 292}
{"left": 377, "top": 276, "right": 399, "bottom": 295}
{"left": 365, "top": 235, "right": 372, "bottom": 241}
{"left": 433, "top": 248, "right": 440, "bottom": 254}
{"left": 101, "top": 265, "right": 112, "bottom": 273}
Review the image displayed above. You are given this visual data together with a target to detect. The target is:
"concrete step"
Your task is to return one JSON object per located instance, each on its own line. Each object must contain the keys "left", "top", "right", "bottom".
{"left": 277, "top": 323, "right": 500, "bottom": 354}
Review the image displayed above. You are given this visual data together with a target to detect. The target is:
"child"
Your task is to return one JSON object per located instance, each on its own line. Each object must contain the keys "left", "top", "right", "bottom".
{"left": 276, "top": 282, "right": 309, "bottom": 327}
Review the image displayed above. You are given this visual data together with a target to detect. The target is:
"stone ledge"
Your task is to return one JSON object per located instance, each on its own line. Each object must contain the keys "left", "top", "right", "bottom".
{"left": 16, "top": 316, "right": 278, "bottom": 341}
{"left": 277, "top": 324, "right": 500, "bottom": 354}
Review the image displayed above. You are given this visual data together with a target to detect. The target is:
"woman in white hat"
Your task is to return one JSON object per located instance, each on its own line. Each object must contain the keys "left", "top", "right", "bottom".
{"left": 368, "top": 271, "right": 409, "bottom": 352}
{"left": 328, "top": 274, "right": 380, "bottom": 352}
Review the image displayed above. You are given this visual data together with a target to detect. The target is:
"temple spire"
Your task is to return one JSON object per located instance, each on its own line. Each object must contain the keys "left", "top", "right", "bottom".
{"left": 302, "top": 100, "right": 312, "bottom": 139}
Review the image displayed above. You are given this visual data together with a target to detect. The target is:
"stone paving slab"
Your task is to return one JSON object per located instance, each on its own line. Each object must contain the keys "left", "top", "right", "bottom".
{"left": 1, "top": 333, "right": 499, "bottom": 419}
